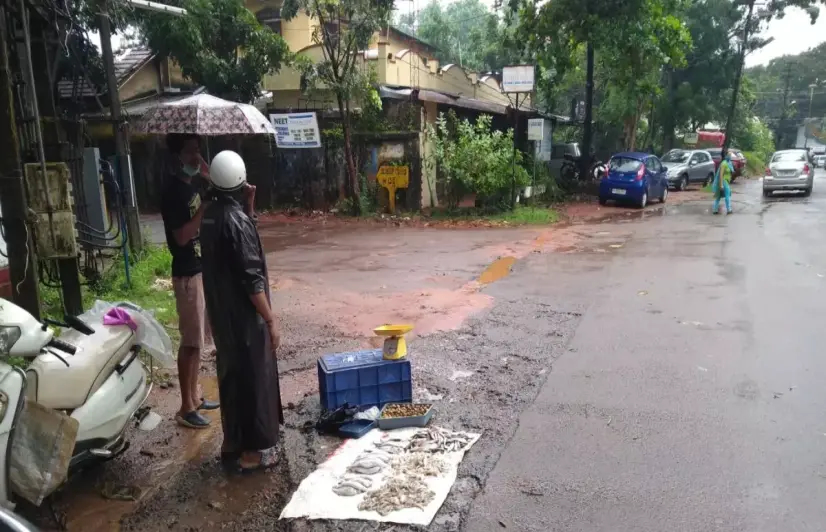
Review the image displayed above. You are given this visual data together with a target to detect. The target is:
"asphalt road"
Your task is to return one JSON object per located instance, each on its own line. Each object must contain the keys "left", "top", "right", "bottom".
{"left": 466, "top": 171, "right": 826, "bottom": 531}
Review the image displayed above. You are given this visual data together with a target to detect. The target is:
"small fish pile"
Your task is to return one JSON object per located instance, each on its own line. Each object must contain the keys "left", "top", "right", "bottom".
{"left": 346, "top": 449, "right": 391, "bottom": 476}
{"left": 358, "top": 475, "right": 435, "bottom": 516}
{"left": 409, "top": 427, "right": 474, "bottom": 453}
{"left": 374, "top": 437, "right": 408, "bottom": 455}
{"left": 391, "top": 452, "right": 447, "bottom": 479}
{"left": 332, "top": 474, "right": 374, "bottom": 497}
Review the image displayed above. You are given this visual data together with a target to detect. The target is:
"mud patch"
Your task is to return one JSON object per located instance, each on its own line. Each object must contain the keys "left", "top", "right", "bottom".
{"left": 478, "top": 257, "right": 517, "bottom": 284}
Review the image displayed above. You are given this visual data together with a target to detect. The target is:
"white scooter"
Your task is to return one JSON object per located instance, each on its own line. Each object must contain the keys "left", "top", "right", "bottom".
{"left": 0, "top": 298, "right": 169, "bottom": 507}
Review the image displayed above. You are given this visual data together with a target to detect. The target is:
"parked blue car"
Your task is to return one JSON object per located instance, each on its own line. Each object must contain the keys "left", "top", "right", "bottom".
{"left": 598, "top": 152, "right": 669, "bottom": 208}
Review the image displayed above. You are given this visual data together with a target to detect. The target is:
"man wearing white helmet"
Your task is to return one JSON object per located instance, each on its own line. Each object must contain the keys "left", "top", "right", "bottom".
{"left": 200, "top": 150, "right": 283, "bottom": 472}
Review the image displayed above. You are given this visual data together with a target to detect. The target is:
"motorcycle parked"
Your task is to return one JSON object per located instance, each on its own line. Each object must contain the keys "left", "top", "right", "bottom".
{"left": 0, "top": 298, "right": 172, "bottom": 507}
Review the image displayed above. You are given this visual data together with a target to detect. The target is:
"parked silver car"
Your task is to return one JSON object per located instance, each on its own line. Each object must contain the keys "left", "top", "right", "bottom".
{"left": 764, "top": 149, "right": 814, "bottom": 197}
{"left": 661, "top": 149, "right": 716, "bottom": 191}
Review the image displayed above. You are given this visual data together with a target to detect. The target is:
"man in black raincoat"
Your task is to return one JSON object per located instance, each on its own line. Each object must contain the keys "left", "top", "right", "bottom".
{"left": 200, "top": 150, "right": 283, "bottom": 471}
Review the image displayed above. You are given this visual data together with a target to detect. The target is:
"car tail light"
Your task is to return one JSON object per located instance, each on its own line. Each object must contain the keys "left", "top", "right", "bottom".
{"left": 804, "top": 164, "right": 810, "bottom": 173}
{"left": 765, "top": 167, "right": 771, "bottom": 176}
{"left": 635, "top": 164, "right": 645, "bottom": 181}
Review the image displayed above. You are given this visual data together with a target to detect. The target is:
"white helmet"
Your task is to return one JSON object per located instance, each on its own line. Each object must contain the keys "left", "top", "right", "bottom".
{"left": 209, "top": 150, "right": 247, "bottom": 191}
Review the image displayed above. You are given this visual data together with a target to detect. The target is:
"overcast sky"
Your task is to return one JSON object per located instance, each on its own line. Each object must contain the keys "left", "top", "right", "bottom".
{"left": 92, "top": 1, "right": 826, "bottom": 67}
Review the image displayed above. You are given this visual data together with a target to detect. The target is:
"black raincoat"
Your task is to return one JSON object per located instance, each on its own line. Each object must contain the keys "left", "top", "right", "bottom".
{"left": 201, "top": 194, "right": 283, "bottom": 452}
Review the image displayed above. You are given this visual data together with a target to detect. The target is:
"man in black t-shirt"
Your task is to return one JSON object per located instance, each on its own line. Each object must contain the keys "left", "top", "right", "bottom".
{"left": 161, "top": 134, "right": 219, "bottom": 429}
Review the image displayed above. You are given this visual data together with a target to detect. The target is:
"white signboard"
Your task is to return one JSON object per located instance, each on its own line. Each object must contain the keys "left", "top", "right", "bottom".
{"left": 528, "top": 118, "right": 544, "bottom": 141}
{"left": 684, "top": 132, "right": 699, "bottom": 145}
{"left": 502, "top": 65, "right": 535, "bottom": 93}
{"left": 269, "top": 112, "right": 321, "bottom": 149}
{"left": 533, "top": 120, "right": 553, "bottom": 162}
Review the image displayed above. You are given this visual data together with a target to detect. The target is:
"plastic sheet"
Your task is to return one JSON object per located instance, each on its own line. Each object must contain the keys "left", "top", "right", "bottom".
{"left": 86, "top": 300, "right": 175, "bottom": 368}
{"left": 9, "top": 402, "right": 78, "bottom": 506}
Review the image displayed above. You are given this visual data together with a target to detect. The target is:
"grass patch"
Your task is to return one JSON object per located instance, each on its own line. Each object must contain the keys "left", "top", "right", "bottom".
{"left": 427, "top": 205, "right": 560, "bottom": 225}
{"left": 488, "top": 206, "right": 561, "bottom": 225}
{"left": 41, "top": 245, "right": 179, "bottom": 344}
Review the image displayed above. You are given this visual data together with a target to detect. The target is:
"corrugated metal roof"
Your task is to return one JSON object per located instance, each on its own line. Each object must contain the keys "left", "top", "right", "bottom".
{"left": 58, "top": 47, "right": 156, "bottom": 100}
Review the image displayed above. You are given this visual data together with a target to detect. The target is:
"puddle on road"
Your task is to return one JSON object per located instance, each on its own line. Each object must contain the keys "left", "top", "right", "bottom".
{"left": 57, "top": 377, "right": 222, "bottom": 532}
{"left": 478, "top": 256, "right": 517, "bottom": 284}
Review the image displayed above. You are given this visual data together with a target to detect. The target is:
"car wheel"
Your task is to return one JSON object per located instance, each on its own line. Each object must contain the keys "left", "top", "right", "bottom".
{"left": 638, "top": 189, "right": 648, "bottom": 209}
{"left": 763, "top": 189, "right": 772, "bottom": 198}
{"left": 803, "top": 187, "right": 812, "bottom": 197}
{"left": 599, "top": 197, "right": 607, "bottom": 206}
{"left": 660, "top": 185, "right": 668, "bottom": 203}
{"left": 678, "top": 175, "right": 688, "bottom": 191}
{"left": 704, "top": 173, "right": 713, "bottom": 187}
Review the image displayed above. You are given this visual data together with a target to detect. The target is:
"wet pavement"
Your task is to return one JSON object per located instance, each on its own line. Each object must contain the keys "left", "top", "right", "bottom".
{"left": 25, "top": 175, "right": 826, "bottom": 531}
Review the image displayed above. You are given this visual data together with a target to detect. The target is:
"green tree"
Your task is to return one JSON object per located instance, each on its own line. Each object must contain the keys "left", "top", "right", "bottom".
{"left": 138, "top": 0, "right": 290, "bottom": 103}
{"left": 513, "top": 0, "right": 691, "bottom": 151}
{"left": 720, "top": 0, "right": 821, "bottom": 156}
{"left": 426, "top": 112, "right": 529, "bottom": 209}
{"left": 398, "top": 0, "right": 509, "bottom": 72}
{"left": 282, "top": 0, "right": 394, "bottom": 214}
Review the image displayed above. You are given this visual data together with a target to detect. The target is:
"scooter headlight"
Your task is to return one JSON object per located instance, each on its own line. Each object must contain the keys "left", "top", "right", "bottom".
{"left": 0, "top": 326, "right": 21, "bottom": 356}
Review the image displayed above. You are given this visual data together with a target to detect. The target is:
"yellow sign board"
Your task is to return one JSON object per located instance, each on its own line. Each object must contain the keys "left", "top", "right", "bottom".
{"left": 376, "top": 165, "right": 409, "bottom": 214}
{"left": 377, "top": 165, "right": 409, "bottom": 189}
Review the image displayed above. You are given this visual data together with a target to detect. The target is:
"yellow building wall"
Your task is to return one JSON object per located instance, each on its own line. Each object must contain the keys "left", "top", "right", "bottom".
{"left": 119, "top": 64, "right": 161, "bottom": 102}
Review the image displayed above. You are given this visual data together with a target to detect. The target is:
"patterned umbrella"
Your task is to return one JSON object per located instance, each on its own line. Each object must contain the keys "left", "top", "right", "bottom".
{"left": 133, "top": 94, "right": 276, "bottom": 136}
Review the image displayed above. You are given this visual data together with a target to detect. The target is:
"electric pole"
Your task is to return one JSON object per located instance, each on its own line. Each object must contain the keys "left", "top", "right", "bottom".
{"left": 777, "top": 63, "right": 792, "bottom": 149}
{"left": 0, "top": 6, "right": 40, "bottom": 317}
{"left": 581, "top": 42, "right": 594, "bottom": 179}
{"left": 721, "top": 0, "right": 755, "bottom": 157}
{"left": 99, "top": 2, "right": 143, "bottom": 252}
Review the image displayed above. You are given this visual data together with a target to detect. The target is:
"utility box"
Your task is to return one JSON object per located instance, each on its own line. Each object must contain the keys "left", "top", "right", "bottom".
{"left": 23, "top": 163, "right": 77, "bottom": 259}
{"left": 80, "top": 148, "right": 110, "bottom": 248}
{"left": 317, "top": 349, "right": 412, "bottom": 411}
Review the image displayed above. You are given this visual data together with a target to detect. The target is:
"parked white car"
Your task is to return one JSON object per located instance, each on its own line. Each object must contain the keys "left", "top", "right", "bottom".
{"left": 764, "top": 149, "right": 814, "bottom": 197}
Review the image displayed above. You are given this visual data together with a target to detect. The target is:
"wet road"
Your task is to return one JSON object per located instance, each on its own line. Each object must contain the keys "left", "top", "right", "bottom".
{"left": 467, "top": 172, "right": 826, "bottom": 531}
{"left": 36, "top": 174, "right": 826, "bottom": 531}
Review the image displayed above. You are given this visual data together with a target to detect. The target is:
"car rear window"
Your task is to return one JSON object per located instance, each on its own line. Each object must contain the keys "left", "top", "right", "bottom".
{"left": 772, "top": 152, "right": 806, "bottom": 163}
{"left": 609, "top": 157, "right": 643, "bottom": 172}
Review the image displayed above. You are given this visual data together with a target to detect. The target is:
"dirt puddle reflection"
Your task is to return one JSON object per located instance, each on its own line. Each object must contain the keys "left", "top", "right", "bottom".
{"left": 52, "top": 377, "right": 223, "bottom": 531}
{"left": 478, "top": 256, "right": 517, "bottom": 284}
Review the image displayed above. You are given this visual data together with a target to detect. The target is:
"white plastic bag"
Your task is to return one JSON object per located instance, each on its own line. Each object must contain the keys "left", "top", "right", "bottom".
{"left": 85, "top": 300, "right": 176, "bottom": 368}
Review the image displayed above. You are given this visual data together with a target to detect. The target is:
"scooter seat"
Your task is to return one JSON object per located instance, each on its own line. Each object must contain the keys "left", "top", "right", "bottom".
{"left": 26, "top": 321, "right": 135, "bottom": 410}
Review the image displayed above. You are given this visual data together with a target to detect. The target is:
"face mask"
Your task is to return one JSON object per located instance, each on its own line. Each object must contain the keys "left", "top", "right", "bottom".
{"left": 182, "top": 164, "right": 200, "bottom": 177}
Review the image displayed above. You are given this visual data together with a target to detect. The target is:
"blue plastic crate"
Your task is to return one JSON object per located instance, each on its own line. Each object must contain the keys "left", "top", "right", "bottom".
{"left": 317, "top": 349, "right": 412, "bottom": 410}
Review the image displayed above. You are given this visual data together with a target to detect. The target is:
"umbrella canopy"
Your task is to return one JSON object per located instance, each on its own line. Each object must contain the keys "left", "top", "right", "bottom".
{"left": 133, "top": 94, "right": 276, "bottom": 136}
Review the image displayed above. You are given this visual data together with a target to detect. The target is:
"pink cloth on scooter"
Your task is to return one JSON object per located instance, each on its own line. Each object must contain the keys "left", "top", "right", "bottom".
{"left": 103, "top": 307, "right": 138, "bottom": 331}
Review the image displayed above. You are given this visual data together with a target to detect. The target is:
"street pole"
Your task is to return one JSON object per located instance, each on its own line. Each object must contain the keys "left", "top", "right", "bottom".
{"left": 511, "top": 92, "right": 519, "bottom": 210}
{"left": 0, "top": 7, "right": 40, "bottom": 317}
{"left": 805, "top": 81, "right": 817, "bottom": 149}
{"left": 721, "top": 0, "right": 755, "bottom": 157}
{"left": 777, "top": 63, "right": 792, "bottom": 148}
{"left": 98, "top": 4, "right": 143, "bottom": 252}
{"left": 581, "top": 42, "right": 594, "bottom": 179}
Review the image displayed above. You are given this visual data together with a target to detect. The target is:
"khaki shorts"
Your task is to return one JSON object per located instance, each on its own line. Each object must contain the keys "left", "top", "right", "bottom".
{"left": 173, "top": 273, "right": 206, "bottom": 350}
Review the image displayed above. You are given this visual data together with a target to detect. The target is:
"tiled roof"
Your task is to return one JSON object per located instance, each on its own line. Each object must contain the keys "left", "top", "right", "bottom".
{"left": 58, "top": 47, "right": 156, "bottom": 100}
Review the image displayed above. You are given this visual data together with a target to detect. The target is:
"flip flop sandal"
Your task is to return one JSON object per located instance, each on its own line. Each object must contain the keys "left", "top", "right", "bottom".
{"left": 234, "top": 449, "right": 279, "bottom": 474}
{"left": 176, "top": 411, "right": 210, "bottom": 429}
{"left": 198, "top": 399, "right": 220, "bottom": 411}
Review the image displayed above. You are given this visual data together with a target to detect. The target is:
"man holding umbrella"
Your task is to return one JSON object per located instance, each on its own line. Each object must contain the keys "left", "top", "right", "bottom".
{"left": 200, "top": 150, "right": 283, "bottom": 472}
{"left": 161, "top": 134, "right": 219, "bottom": 429}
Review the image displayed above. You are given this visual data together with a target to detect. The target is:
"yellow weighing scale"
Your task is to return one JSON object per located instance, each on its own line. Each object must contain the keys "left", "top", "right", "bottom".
{"left": 374, "top": 324, "right": 413, "bottom": 360}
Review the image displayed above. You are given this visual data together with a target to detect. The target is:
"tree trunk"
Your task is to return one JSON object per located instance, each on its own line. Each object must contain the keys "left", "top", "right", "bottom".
{"left": 337, "top": 93, "right": 360, "bottom": 215}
